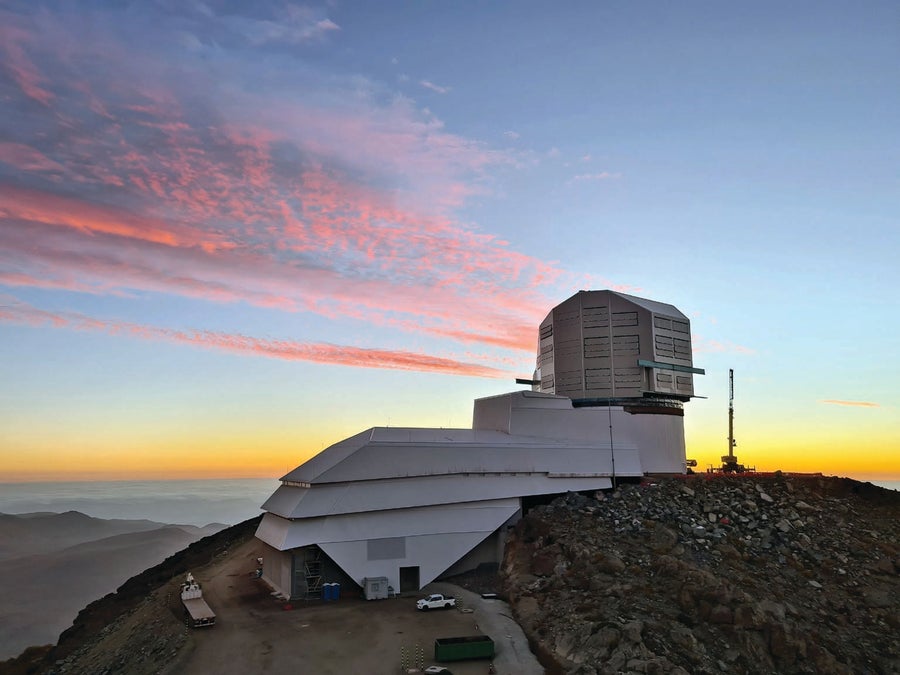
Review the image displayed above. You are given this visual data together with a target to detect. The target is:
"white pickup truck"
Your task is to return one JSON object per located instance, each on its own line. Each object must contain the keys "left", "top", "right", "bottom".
{"left": 416, "top": 593, "right": 456, "bottom": 611}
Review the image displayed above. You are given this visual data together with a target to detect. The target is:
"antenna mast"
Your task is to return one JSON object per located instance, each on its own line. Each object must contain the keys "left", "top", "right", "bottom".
{"left": 728, "top": 368, "right": 735, "bottom": 460}
{"left": 716, "top": 368, "right": 748, "bottom": 473}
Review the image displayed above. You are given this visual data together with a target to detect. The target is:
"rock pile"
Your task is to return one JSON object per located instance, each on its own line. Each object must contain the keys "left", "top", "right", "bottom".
{"left": 501, "top": 475, "right": 899, "bottom": 674}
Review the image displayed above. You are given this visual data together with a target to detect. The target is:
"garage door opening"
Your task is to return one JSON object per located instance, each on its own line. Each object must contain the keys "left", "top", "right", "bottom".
{"left": 399, "top": 566, "right": 420, "bottom": 592}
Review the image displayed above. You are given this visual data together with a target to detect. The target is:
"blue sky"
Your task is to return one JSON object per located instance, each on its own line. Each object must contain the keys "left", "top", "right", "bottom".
{"left": 1, "top": 0, "right": 897, "bottom": 480}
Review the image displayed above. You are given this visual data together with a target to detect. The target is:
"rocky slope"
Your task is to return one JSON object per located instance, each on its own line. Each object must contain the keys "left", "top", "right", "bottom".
{"left": 501, "top": 474, "right": 899, "bottom": 674}
{"left": 1, "top": 516, "right": 261, "bottom": 675}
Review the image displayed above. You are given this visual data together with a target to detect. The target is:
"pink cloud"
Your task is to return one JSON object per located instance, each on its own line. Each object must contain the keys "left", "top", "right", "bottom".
{"left": 820, "top": 400, "right": 880, "bottom": 408}
{"left": 0, "top": 184, "right": 233, "bottom": 252}
{"left": 0, "top": 271, "right": 127, "bottom": 297}
{"left": 0, "top": 9, "right": 605, "bottom": 373}
{"left": 0, "top": 215, "right": 547, "bottom": 354}
{"left": 0, "top": 22, "right": 54, "bottom": 105}
{"left": 0, "top": 300, "right": 509, "bottom": 379}
{"left": 0, "top": 61, "right": 561, "bottom": 361}
{"left": 0, "top": 142, "right": 66, "bottom": 172}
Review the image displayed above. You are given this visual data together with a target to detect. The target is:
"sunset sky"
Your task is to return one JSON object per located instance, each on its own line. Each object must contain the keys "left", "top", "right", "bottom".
{"left": 1, "top": 1, "right": 897, "bottom": 482}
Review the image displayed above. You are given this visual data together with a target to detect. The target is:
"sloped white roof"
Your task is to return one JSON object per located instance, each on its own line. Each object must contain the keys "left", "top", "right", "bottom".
{"left": 262, "top": 466, "right": 632, "bottom": 521}
{"left": 608, "top": 290, "right": 688, "bottom": 319}
{"left": 281, "top": 427, "right": 616, "bottom": 484}
{"left": 547, "top": 289, "right": 688, "bottom": 321}
{"left": 280, "top": 428, "right": 373, "bottom": 483}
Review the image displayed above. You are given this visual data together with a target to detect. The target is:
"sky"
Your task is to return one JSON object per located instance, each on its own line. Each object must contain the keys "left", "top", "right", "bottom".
{"left": 1, "top": 1, "right": 897, "bottom": 483}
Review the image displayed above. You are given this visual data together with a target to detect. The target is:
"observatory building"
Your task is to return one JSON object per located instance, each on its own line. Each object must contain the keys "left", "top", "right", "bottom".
{"left": 255, "top": 290, "right": 703, "bottom": 599}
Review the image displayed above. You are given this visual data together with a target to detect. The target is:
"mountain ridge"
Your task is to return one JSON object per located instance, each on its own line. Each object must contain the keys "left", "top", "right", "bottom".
{"left": 0, "top": 511, "right": 225, "bottom": 562}
{"left": 0, "top": 512, "right": 229, "bottom": 660}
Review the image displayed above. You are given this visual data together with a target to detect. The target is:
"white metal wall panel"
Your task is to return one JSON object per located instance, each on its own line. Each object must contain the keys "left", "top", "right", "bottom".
{"left": 279, "top": 499, "right": 520, "bottom": 550}
{"left": 619, "top": 413, "right": 686, "bottom": 473}
{"left": 258, "top": 543, "right": 293, "bottom": 599}
{"left": 256, "top": 512, "right": 290, "bottom": 549}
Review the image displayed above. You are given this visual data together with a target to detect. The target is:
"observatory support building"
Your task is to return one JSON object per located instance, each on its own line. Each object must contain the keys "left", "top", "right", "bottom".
{"left": 255, "top": 290, "right": 703, "bottom": 599}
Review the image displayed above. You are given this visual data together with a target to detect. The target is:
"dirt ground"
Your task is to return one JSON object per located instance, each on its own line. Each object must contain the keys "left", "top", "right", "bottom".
{"left": 168, "top": 538, "right": 544, "bottom": 675}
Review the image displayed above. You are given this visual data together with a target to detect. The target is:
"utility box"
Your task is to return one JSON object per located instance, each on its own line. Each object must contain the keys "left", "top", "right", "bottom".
{"left": 434, "top": 635, "right": 495, "bottom": 662}
{"left": 362, "top": 576, "right": 389, "bottom": 600}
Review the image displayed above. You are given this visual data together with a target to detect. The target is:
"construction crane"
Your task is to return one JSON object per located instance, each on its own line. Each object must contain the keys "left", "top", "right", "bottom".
{"left": 719, "top": 369, "right": 748, "bottom": 472}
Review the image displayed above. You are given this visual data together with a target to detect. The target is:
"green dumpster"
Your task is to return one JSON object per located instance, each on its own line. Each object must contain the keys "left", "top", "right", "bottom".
{"left": 434, "top": 635, "right": 495, "bottom": 662}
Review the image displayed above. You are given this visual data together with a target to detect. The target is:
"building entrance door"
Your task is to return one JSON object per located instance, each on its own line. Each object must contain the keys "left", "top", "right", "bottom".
{"left": 399, "top": 566, "right": 420, "bottom": 592}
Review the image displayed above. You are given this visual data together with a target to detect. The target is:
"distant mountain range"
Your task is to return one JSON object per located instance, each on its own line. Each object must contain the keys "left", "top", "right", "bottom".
{"left": 0, "top": 511, "right": 226, "bottom": 660}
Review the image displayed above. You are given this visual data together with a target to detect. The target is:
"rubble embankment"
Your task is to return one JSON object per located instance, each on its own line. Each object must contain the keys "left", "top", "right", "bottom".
{"left": 501, "top": 475, "right": 899, "bottom": 675}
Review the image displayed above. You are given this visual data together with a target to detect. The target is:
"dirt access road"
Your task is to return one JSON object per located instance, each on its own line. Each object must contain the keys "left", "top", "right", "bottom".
{"left": 171, "top": 537, "right": 544, "bottom": 675}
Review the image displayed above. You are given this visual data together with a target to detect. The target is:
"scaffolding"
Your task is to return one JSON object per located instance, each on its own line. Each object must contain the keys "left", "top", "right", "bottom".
{"left": 304, "top": 547, "right": 323, "bottom": 600}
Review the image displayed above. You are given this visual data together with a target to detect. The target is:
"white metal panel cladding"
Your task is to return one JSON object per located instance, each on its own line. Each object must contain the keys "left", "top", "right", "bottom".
{"left": 268, "top": 472, "right": 619, "bottom": 520}
{"left": 273, "top": 499, "right": 521, "bottom": 550}
{"left": 280, "top": 428, "right": 372, "bottom": 483}
{"left": 255, "top": 514, "right": 291, "bottom": 550}
{"left": 312, "top": 439, "right": 636, "bottom": 485}
{"left": 257, "top": 290, "right": 698, "bottom": 593}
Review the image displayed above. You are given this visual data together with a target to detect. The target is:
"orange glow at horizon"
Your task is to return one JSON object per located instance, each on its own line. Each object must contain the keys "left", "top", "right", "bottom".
{"left": 0, "top": 422, "right": 336, "bottom": 483}
{"left": 688, "top": 432, "right": 900, "bottom": 481}
{"left": 3, "top": 426, "right": 898, "bottom": 483}
{"left": 0, "top": 446, "right": 321, "bottom": 483}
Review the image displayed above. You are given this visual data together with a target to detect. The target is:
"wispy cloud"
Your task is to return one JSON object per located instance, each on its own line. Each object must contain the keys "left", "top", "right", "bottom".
{"left": 166, "top": 2, "right": 340, "bottom": 47}
{"left": 820, "top": 399, "right": 880, "bottom": 408}
{"left": 0, "top": 299, "right": 509, "bottom": 379}
{"left": 0, "top": 142, "right": 66, "bottom": 172}
{"left": 0, "top": 21, "right": 54, "bottom": 105}
{"left": 503, "top": 130, "right": 520, "bottom": 141}
{"left": 568, "top": 172, "right": 622, "bottom": 184}
{"left": 691, "top": 336, "right": 756, "bottom": 356}
{"left": 420, "top": 80, "right": 451, "bottom": 94}
{"left": 0, "top": 185, "right": 232, "bottom": 251}
{"left": 0, "top": 1, "right": 580, "bottom": 370}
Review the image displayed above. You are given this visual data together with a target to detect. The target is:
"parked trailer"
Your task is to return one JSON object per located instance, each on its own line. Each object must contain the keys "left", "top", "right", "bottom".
{"left": 181, "top": 573, "right": 216, "bottom": 628}
{"left": 434, "top": 635, "right": 494, "bottom": 662}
